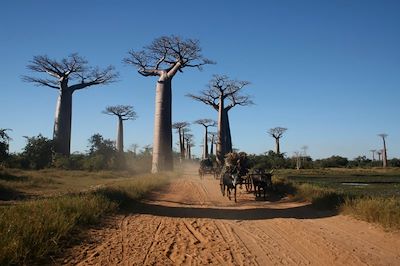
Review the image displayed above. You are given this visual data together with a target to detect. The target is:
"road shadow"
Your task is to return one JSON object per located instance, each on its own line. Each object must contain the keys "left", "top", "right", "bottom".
{"left": 0, "top": 171, "right": 29, "bottom": 182}
{"left": 127, "top": 201, "right": 337, "bottom": 221}
{"left": 0, "top": 185, "right": 26, "bottom": 201}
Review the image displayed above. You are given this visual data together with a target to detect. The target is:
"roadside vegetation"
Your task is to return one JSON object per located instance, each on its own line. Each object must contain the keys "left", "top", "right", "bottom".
{"left": 272, "top": 168, "right": 400, "bottom": 231}
{"left": 0, "top": 170, "right": 176, "bottom": 265}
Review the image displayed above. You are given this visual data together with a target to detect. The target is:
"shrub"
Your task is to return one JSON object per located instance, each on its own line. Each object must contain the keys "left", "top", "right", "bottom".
{"left": 342, "top": 197, "right": 400, "bottom": 230}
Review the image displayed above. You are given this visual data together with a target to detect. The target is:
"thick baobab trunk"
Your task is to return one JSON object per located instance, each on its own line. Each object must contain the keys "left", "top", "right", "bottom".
{"left": 210, "top": 134, "right": 214, "bottom": 155}
{"left": 203, "top": 127, "right": 208, "bottom": 159}
{"left": 177, "top": 128, "right": 184, "bottom": 162}
{"left": 182, "top": 130, "right": 186, "bottom": 159}
{"left": 53, "top": 89, "right": 73, "bottom": 156}
{"left": 383, "top": 139, "right": 387, "bottom": 168}
{"left": 116, "top": 117, "right": 124, "bottom": 152}
{"left": 224, "top": 110, "right": 232, "bottom": 153}
{"left": 216, "top": 97, "right": 225, "bottom": 165}
{"left": 151, "top": 75, "right": 173, "bottom": 173}
{"left": 275, "top": 138, "right": 280, "bottom": 155}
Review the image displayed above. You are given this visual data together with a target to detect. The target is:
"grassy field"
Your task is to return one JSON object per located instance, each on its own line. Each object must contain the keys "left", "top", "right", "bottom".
{"left": 0, "top": 167, "right": 177, "bottom": 265}
{"left": 273, "top": 168, "right": 400, "bottom": 230}
{"left": 279, "top": 168, "right": 400, "bottom": 198}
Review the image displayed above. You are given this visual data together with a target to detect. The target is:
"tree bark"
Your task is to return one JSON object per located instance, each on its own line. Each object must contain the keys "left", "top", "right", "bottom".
{"left": 178, "top": 128, "right": 184, "bottom": 162}
{"left": 116, "top": 117, "right": 124, "bottom": 152}
{"left": 182, "top": 130, "right": 186, "bottom": 160}
{"left": 224, "top": 110, "right": 232, "bottom": 153}
{"left": 203, "top": 126, "right": 208, "bottom": 159}
{"left": 53, "top": 89, "right": 73, "bottom": 156}
{"left": 216, "top": 96, "right": 225, "bottom": 165}
{"left": 383, "top": 139, "right": 388, "bottom": 168}
{"left": 151, "top": 74, "right": 173, "bottom": 173}
{"left": 275, "top": 138, "right": 280, "bottom": 155}
{"left": 210, "top": 134, "right": 214, "bottom": 156}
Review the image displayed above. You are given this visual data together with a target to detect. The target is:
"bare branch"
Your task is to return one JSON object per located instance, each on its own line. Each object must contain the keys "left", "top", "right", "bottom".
{"left": 187, "top": 74, "right": 252, "bottom": 111}
{"left": 23, "top": 53, "right": 118, "bottom": 91}
{"left": 172, "top": 121, "right": 189, "bottom": 130}
{"left": 21, "top": 76, "right": 59, "bottom": 89}
{"left": 70, "top": 65, "right": 118, "bottom": 91}
{"left": 268, "top": 127, "right": 288, "bottom": 139}
{"left": 102, "top": 105, "right": 137, "bottom": 120}
{"left": 124, "top": 35, "right": 215, "bottom": 78}
{"left": 194, "top": 119, "right": 217, "bottom": 128}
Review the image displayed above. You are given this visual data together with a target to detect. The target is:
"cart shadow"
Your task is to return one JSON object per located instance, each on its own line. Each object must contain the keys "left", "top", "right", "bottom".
{"left": 127, "top": 201, "right": 337, "bottom": 221}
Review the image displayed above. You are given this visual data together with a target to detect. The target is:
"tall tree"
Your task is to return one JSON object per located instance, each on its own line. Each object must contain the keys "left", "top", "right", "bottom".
{"left": 293, "top": 151, "right": 301, "bottom": 170}
{"left": 187, "top": 75, "right": 252, "bottom": 164}
{"left": 184, "top": 134, "right": 194, "bottom": 160}
{"left": 378, "top": 133, "right": 388, "bottom": 167}
{"left": 377, "top": 150, "right": 382, "bottom": 161}
{"left": 181, "top": 127, "right": 191, "bottom": 159}
{"left": 22, "top": 54, "right": 117, "bottom": 156}
{"left": 370, "top": 149, "right": 376, "bottom": 161}
{"left": 194, "top": 119, "right": 216, "bottom": 159}
{"left": 208, "top": 132, "right": 217, "bottom": 156}
{"left": 0, "top": 129, "right": 12, "bottom": 163}
{"left": 268, "top": 127, "right": 288, "bottom": 155}
{"left": 172, "top": 121, "right": 189, "bottom": 162}
{"left": 124, "top": 36, "right": 213, "bottom": 173}
{"left": 103, "top": 105, "right": 137, "bottom": 152}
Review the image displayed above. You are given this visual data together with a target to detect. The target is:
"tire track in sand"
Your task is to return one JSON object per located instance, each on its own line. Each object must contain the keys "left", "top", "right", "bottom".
{"left": 60, "top": 164, "right": 400, "bottom": 266}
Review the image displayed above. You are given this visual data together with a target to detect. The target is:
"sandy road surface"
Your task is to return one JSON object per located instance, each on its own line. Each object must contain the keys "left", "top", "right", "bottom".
{"left": 60, "top": 166, "right": 400, "bottom": 265}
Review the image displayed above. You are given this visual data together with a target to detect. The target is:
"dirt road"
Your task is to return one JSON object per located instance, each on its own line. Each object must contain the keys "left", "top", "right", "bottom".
{"left": 61, "top": 166, "right": 400, "bottom": 265}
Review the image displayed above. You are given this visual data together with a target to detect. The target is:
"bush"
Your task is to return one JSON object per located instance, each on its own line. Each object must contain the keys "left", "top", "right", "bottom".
{"left": 342, "top": 197, "right": 400, "bottom": 230}
{"left": 22, "top": 134, "right": 53, "bottom": 169}
{"left": 0, "top": 172, "right": 172, "bottom": 265}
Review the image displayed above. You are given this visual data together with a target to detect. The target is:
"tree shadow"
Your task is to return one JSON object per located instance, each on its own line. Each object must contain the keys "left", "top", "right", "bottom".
{"left": 0, "top": 172, "right": 30, "bottom": 182}
{"left": 126, "top": 201, "right": 337, "bottom": 221}
{"left": 0, "top": 184, "right": 26, "bottom": 201}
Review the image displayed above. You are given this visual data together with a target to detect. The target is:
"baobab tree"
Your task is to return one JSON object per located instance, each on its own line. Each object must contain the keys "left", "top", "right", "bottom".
{"left": 370, "top": 149, "right": 376, "bottom": 161}
{"left": 124, "top": 36, "right": 213, "bottom": 173}
{"left": 194, "top": 119, "right": 216, "bottom": 159}
{"left": 377, "top": 150, "right": 382, "bottom": 161}
{"left": 172, "top": 121, "right": 189, "bottom": 162}
{"left": 378, "top": 133, "right": 388, "bottom": 167}
{"left": 22, "top": 53, "right": 117, "bottom": 156}
{"left": 129, "top": 143, "right": 140, "bottom": 157}
{"left": 208, "top": 132, "right": 217, "bottom": 156}
{"left": 181, "top": 127, "right": 192, "bottom": 159}
{"left": 187, "top": 75, "right": 252, "bottom": 164}
{"left": 102, "top": 105, "right": 137, "bottom": 152}
{"left": 268, "top": 127, "right": 288, "bottom": 155}
{"left": 293, "top": 151, "right": 301, "bottom": 170}
{"left": 184, "top": 133, "right": 194, "bottom": 159}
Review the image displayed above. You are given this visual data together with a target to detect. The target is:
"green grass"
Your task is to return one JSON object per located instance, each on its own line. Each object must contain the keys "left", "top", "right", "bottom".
{"left": 272, "top": 168, "right": 400, "bottom": 230}
{"left": 0, "top": 170, "right": 175, "bottom": 265}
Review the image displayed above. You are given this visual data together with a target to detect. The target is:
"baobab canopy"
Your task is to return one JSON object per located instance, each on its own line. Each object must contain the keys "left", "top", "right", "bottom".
{"left": 22, "top": 53, "right": 118, "bottom": 156}
{"left": 124, "top": 35, "right": 214, "bottom": 173}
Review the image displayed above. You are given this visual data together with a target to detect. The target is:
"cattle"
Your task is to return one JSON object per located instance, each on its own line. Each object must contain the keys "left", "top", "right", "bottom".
{"left": 250, "top": 169, "right": 273, "bottom": 199}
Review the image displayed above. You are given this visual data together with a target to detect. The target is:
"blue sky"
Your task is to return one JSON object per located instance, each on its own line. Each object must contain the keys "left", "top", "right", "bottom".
{"left": 1, "top": 0, "right": 399, "bottom": 159}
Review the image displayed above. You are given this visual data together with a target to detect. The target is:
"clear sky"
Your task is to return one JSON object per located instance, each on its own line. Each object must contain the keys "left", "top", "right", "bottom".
{"left": 1, "top": 0, "right": 399, "bottom": 160}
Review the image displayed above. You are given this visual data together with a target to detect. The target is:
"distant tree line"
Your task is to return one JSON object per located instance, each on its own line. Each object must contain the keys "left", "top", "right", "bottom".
{"left": 247, "top": 151, "right": 400, "bottom": 170}
{"left": 0, "top": 131, "right": 174, "bottom": 173}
